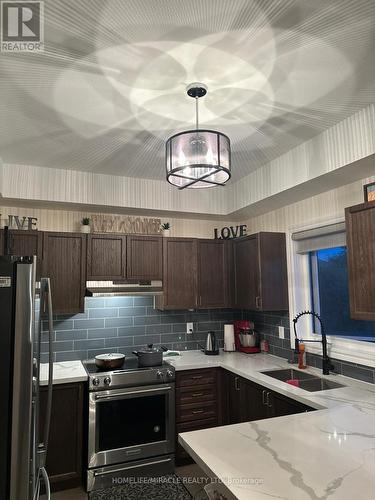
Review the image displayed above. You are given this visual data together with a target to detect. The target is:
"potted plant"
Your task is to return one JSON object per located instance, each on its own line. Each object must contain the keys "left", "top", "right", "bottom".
{"left": 160, "top": 222, "right": 171, "bottom": 237}
{"left": 81, "top": 217, "right": 91, "bottom": 233}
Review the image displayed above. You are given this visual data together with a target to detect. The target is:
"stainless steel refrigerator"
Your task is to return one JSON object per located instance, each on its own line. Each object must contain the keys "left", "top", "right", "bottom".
{"left": 0, "top": 255, "right": 54, "bottom": 500}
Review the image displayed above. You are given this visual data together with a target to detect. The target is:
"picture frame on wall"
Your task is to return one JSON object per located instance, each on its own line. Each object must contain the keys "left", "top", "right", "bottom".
{"left": 364, "top": 182, "right": 375, "bottom": 202}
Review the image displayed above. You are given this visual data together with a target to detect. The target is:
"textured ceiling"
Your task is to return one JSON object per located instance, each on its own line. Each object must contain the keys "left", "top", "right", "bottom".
{"left": 0, "top": 0, "right": 374, "bottom": 182}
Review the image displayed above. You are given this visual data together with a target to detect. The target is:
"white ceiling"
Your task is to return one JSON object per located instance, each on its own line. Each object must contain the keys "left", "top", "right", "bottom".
{"left": 0, "top": 0, "right": 374, "bottom": 182}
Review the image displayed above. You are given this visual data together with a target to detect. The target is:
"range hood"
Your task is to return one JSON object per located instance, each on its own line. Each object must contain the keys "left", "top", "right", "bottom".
{"left": 85, "top": 280, "right": 163, "bottom": 297}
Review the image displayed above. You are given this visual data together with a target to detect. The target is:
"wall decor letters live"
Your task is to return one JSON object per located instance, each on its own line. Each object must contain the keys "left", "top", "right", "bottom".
{"left": 0, "top": 214, "right": 38, "bottom": 230}
{"left": 214, "top": 225, "right": 247, "bottom": 239}
{"left": 91, "top": 215, "right": 161, "bottom": 235}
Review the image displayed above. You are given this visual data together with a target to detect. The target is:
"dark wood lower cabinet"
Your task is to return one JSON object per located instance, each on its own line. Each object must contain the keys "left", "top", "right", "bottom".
{"left": 220, "top": 369, "right": 313, "bottom": 424}
{"left": 39, "top": 383, "right": 84, "bottom": 492}
{"left": 175, "top": 369, "right": 219, "bottom": 464}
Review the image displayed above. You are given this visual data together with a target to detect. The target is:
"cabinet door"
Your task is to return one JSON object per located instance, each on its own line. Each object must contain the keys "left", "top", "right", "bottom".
{"left": 268, "top": 391, "right": 312, "bottom": 418}
{"left": 39, "top": 383, "right": 84, "bottom": 491}
{"left": 197, "top": 239, "right": 227, "bottom": 308}
{"left": 160, "top": 238, "right": 197, "bottom": 309}
{"left": 127, "top": 235, "right": 162, "bottom": 280}
{"left": 87, "top": 234, "right": 126, "bottom": 280}
{"left": 258, "top": 232, "right": 288, "bottom": 311}
{"left": 43, "top": 232, "right": 87, "bottom": 314}
{"left": 346, "top": 202, "right": 375, "bottom": 320}
{"left": 234, "top": 235, "right": 259, "bottom": 309}
{"left": 241, "top": 379, "right": 269, "bottom": 422}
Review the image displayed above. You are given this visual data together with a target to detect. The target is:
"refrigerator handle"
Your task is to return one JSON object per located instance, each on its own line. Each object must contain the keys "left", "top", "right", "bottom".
{"left": 38, "top": 278, "right": 53, "bottom": 467}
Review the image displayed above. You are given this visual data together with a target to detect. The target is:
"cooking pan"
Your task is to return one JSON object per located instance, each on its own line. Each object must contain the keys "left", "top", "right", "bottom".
{"left": 95, "top": 353, "right": 125, "bottom": 370}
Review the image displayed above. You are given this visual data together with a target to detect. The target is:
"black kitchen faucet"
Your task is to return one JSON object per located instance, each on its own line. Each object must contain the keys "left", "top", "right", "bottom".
{"left": 293, "top": 310, "right": 334, "bottom": 375}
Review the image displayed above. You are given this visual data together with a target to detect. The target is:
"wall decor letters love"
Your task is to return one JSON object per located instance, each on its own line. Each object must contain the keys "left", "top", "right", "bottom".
{"left": 214, "top": 225, "right": 247, "bottom": 239}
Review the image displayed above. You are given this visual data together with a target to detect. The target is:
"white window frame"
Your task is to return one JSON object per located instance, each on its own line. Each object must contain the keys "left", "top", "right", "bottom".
{"left": 288, "top": 217, "right": 375, "bottom": 369}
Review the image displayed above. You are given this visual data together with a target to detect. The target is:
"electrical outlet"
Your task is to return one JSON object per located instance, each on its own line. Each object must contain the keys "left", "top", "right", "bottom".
{"left": 186, "top": 322, "right": 193, "bottom": 334}
{"left": 278, "top": 326, "right": 285, "bottom": 339}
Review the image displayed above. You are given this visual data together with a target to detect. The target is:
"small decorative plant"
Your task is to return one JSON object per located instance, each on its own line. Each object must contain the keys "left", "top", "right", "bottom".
{"left": 81, "top": 217, "right": 91, "bottom": 233}
{"left": 160, "top": 222, "right": 171, "bottom": 236}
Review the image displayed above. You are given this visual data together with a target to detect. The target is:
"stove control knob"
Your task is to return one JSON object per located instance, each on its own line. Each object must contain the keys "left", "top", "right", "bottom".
{"left": 166, "top": 370, "right": 174, "bottom": 378}
{"left": 104, "top": 376, "right": 111, "bottom": 386}
{"left": 156, "top": 370, "right": 163, "bottom": 379}
{"left": 92, "top": 377, "right": 100, "bottom": 387}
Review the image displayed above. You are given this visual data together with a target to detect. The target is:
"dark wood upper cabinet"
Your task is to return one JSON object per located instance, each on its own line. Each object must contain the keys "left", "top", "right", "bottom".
{"left": 197, "top": 239, "right": 228, "bottom": 308}
{"left": 156, "top": 238, "right": 197, "bottom": 310}
{"left": 42, "top": 232, "right": 87, "bottom": 314}
{"left": 0, "top": 229, "right": 43, "bottom": 278}
{"left": 234, "top": 232, "right": 288, "bottom": 311}
{"left": 39, "top": 383, "right": 84, "bottom": 491}
{"left": 127, "top": 235, "right": 163, "bottom": 281}
{"left": 346, "top": 201, "right": 375, "bottom": 320}
{"left": 87, "top": 233, "right": 126, "bottom": 280}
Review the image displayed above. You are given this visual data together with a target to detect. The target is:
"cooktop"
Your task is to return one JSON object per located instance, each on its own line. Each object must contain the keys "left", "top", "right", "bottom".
{"left": 83, "top": 357, "right": 175, "bottom": 390}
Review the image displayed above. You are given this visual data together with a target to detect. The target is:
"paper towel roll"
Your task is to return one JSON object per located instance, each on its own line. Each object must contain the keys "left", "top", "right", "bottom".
{"left": 224, "top": 324, "right": 235, "bottom": 352}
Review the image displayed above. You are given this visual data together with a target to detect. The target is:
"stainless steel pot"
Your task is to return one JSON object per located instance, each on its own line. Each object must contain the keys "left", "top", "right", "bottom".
{"left": 95, "top": 353, "right": 125, "bottom": 370}
{"left": 132, "top": 344, "right": 163, "bottom": 367}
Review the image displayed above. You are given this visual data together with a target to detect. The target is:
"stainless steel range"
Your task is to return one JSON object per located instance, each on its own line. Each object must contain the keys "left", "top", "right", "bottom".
{"left": 83, "top": 358, "right": 175, "bottom": 492}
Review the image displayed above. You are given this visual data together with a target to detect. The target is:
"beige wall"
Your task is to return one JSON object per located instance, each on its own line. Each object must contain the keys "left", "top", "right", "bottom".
{"left": 242, "top": 175, "right": 375, "bottom": 234}
{"left": 0, "top": 205, "right": 236, "bottom": 239}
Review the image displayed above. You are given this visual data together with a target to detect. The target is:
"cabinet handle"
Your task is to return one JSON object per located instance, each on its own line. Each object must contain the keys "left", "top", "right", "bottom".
{"left": 191, "top": 375, "right": 203, "bottom": 380}
{"left": 192, "top": 393, "right": 203, "bottom": 397}
{"left": 234, "top": 376, "right": 240, "bottom": 391}
{"left": 192, "top": 409, "right": 204, "bottom": 414}
{"left": 262, "top": 390, "right": 266, "bottom": 405}
{"left": 256, "top": 296, "right": 261, "bottom": 309}
{"left": 266, "top": 392, "right": 272, "bottom": 408}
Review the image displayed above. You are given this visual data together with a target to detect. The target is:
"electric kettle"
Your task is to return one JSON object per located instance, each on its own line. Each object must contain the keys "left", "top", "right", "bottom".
{"left": 205, "top": 331, "right": 219, "bottom": 356}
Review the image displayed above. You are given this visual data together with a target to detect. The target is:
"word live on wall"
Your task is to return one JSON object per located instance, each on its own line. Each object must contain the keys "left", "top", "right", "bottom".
{"left": 91, "top": 215, "right": 161, "bottom": 234}
{"left": 0, "top": 214, "right": 38, "bottom": 230}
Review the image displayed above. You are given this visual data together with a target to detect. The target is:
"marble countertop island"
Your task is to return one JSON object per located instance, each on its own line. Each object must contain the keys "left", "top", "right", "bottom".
{"left": 174, "top": 351, "right": 375, "bottom": 499}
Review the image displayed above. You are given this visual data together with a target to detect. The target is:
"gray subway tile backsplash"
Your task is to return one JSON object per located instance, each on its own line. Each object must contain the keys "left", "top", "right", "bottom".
{"left": 45, "top": 297, "right": 236, "bottom": 362}
{"left": 44, "top": 298, "right": 375, "bottom": 386}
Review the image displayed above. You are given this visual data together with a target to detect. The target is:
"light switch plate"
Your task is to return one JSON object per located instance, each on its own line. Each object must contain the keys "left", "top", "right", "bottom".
{"left": 278, "top": 326, "right": 285, "bottom": 339}
{"left": 186, "top": 322, "right": 193, "bottom": 334}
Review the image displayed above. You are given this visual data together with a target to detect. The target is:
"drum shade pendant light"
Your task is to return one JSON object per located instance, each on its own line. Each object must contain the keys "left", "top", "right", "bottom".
{"left": 166, "top": 83, "right": 231, "bottom": 189}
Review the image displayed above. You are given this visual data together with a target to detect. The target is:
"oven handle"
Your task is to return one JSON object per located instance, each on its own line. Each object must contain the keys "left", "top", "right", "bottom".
{"left": 94, "top": 386, "right": 173, "bottom": 401}
{"left": 93, "top": 457, "right": 173, "bottom": 477}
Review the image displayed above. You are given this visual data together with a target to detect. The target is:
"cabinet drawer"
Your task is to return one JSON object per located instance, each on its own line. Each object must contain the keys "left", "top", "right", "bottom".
{"left": 176, "top": 385, "right": 216, "bottom": 405}
{"left": 176, "top": 369, "right": 217, "bottom": 388}
{"left": 176, "top": 401, "right": 217, "bottom": 423}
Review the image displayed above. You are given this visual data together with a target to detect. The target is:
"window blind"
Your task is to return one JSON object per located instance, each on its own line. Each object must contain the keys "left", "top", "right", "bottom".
{"left": 292, "top": 222, "right": 346, "bottom": 254}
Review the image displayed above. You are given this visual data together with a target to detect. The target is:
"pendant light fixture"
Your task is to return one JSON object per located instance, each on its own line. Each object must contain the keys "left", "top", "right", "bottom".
{"left": 166, "top": 83, "right": 231, "bottom": 189}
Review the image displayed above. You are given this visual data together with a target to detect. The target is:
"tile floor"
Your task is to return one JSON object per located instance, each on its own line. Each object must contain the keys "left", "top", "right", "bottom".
{"left": 42, "top": 464, "right": 209, "bottom": 499}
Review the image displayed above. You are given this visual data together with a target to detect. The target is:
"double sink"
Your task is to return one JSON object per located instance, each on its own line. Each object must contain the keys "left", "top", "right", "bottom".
{"left": 261, "top": 368, "right": 345, "bottom": 392}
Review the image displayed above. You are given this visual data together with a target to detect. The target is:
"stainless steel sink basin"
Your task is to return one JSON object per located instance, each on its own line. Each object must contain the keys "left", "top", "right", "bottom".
{"left": 261, "top": 368, "right": 317, "bottom": 382}
{"left": 261, "top": 368, "right": 345, "bottom": 392}
{"left": 297, "top": 378, "right": 344, "bottom": 392}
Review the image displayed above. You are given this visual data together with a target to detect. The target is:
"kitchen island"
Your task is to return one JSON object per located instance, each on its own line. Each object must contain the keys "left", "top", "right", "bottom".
{"left": 172, "top": 351, "right": 375, "bottom": 500}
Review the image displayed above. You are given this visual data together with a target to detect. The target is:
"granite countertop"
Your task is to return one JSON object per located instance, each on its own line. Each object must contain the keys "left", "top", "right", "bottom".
{"left": 39, "top": 360, "right": 87, "bottom": 385}
{"left": 173, "top": 350, "right": 375, "bottom": 499}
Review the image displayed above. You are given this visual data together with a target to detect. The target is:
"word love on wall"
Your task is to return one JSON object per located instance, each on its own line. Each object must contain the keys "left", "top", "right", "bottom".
{"left": 0, "top": 214, "right": 38, "bottom": 230}
{"left": 214, "top": 224, "right": 247, "bottom": 239}
{"left": 91, "top": 214, "right": 161, "bottom": 235}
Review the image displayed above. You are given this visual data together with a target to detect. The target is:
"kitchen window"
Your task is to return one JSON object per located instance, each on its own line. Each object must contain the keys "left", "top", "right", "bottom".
{"left": 309, "top": 246, "right": 375, "bottom": 342}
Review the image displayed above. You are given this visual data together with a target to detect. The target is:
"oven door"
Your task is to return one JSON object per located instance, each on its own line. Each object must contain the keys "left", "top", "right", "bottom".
{"left": 88, "top": 383, "right": 175, "bottom": 468}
